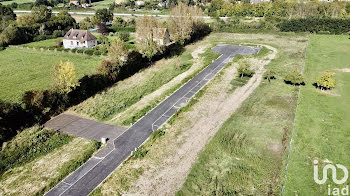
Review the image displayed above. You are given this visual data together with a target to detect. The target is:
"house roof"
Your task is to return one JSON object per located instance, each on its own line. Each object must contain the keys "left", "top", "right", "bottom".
{"left": 63, "top": 29, "right": 96, "bottom": 42}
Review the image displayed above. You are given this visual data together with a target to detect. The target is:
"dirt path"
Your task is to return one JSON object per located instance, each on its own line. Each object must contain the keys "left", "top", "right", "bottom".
{"left": 109, "top": 44, "right": 209, "bottom": 125}
{"left": 124, "top": 45, "right": 277, "bottom": 195}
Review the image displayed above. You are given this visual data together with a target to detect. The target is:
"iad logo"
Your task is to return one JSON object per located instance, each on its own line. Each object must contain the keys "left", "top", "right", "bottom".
{"left": 313, "top": 160, "right": 349, "bottom": 195}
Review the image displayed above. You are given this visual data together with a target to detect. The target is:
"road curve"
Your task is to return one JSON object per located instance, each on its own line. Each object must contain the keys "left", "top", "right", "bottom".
{"left": 44, "top": 44, "right": 260, "bottom": 196}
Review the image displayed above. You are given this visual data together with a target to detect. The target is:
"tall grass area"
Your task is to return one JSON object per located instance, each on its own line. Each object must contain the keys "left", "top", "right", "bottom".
{"left": 72, "top": 50, "right": 194, "bottom": 122}
{"left": 114, "top": 47, "right": 220, "bottom": 126}
{"left": 177, "top": 33, "right": 309, "bottom": 195}
{"left": 0, "top": 126, "right": 72, "bottom": 176}
{"left": 0, "top": 126, "right": 100, "bottom": 195}
{"left": 283, "top": 35, "right": 350, "bottom": 195}
{"left": 0, "top": 47, "right": 101, "bottom": 102}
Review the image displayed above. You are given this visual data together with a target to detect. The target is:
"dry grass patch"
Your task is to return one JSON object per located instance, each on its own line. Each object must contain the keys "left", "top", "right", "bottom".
{"left": 0, "top": 137, "right": 98, "bottom": 196}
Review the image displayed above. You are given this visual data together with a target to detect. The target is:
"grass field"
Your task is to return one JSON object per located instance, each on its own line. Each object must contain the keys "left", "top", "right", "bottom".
{"left": 21, "top": 38, "right": 62, "bottom": 48}
{"left": 283, "top": 35, "right": 350, "bottom": 195}
{"left": 177, "top": 33, "right": 309, "bottom": 195}
{"left": 0, "top": 0, "right": 34, "bottom": 5}
{"left": 0, "top": 47, "right": 101, "bottom": 102}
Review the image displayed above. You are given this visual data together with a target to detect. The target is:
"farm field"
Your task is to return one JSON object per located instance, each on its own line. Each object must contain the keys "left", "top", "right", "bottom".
{"left": 283, "top": 35, "right": 350, "bottom": 195}
{"left": 0, "top": 47, "right": 101, "bottom": 102}
{"left": 86, "top": 33, "right": 309, "bottom": 195}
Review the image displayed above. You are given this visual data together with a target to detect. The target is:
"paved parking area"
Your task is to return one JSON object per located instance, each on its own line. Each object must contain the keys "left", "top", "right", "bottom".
{"left": 45, "top": 114, "right": 126, "bottom": 142}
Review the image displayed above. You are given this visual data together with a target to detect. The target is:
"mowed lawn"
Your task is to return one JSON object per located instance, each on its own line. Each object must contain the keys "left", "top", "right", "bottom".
{"left": 283, "top": 35, "right": 350, "bottom": 195}
{"left": 0, "top": 47, "right": 101, "bottom": 102}
{"left": 21, "top": 38, "right": 62, "bottom": 48}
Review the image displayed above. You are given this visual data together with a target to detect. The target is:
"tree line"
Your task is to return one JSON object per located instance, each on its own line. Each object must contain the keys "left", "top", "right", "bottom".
{"left": 206, "top": 0, "right": 350, "bottom": 18}
{"left": 0, "top": 5, "right": 76, "bottom": 47}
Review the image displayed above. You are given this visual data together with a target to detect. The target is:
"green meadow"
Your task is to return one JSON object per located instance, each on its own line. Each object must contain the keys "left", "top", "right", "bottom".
{"left": 283, "top": 35, "right": 350, "bottom": 195}
{"left": 0, "top": 47, "right": 101, "bottom": 102}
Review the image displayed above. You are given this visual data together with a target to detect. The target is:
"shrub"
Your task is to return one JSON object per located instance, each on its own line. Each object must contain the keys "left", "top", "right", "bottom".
{"left": 264, "top": 69, "right": 276, "bottom": 82}
{"left": 71, "top": 49, "right": 77, "bottom": 53}
{"left": 118, "top": 32, "right": 130, "bottom": 42}
{"left": 237, "top": 61, "right": 254, "bottom": 78}
{"left": 53, "top": 30, "right": 65, "bottom": 37}
{"left": 22, "top": 90, "right": 45, "bottom": 109}
{"left": 93, "top": 50, "right": 101, "bottom": 56}
{"left": 96, "top": 60, "right": 120, "bottom": 81}
{"left": 284, "top": 70, "right": 305, "bottom": 85}
{"left": 55, "top": 39, "right": 62, "bottom": 47}
{"left": 314, "top": 71, "right": 336, "bottom": 90}
{"left": 84, "top": 49, "right": 94, "bottom": 56}
{"left": 76, "top": 49, "right": 84, "bottom": 53}
{"left": 133, "top": 146, "right": 148, "bottom": 159}
{"left": 33, "top": 35, "right": 47, "bottom": 42}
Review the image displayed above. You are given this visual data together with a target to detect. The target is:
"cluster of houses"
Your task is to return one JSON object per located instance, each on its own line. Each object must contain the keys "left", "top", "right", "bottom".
{"left": 62, "top": 28, "right": 171, "bottom": 49}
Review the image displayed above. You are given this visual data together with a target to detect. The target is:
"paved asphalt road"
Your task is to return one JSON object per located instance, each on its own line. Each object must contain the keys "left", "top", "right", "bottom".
{"left": 14, "top": 10, "right": 227, "bottom": 19}
{"left": 44, "top": 44, "right": 260, "bottom": 196}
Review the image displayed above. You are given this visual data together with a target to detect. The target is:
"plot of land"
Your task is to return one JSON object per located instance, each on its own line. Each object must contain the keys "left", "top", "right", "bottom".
{"left": 88, "top": 33, "right": 309, "bottom": 195}
{"left": 0, "top": 47, "right": 101, "bottom": 102}
{"left": 283, "top": 35, "right": 350, "bottom": 195}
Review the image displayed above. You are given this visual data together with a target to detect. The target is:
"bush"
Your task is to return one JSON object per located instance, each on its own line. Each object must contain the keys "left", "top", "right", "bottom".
{"left": 93, "top": 50, "right": 101, "bottom": 56}
{"left": 84, "top": 49, "right": 94, "bottom": 56}
{"left": 264, "top": 69, "right": 276, "bottom": 82}
{"left": 53, "top": 30, "right": 65, "bottom": 37}
{"left": 22, "top": 90, "right": 45, "bottom": 109}
{"left": 33, "top": 35, "right": 47, "bottom": 42}
{"left": 55, "top": 39, "right": 62, "bottom": 47}
{"left": 76, "top": 49, "right": 84, "bottom": 53}
{"left": 314, "top": 71, "right": 336, "bottom": 90}
{"left": 284, "top": 70, "right": 305, "bottom": 85}
{"left": 237, "top": 61, "right": 254, "bottom": 78}
{"left": 118, "top": 32, "right": 130, "bottom": 42}
{"left": 96, "top": 60, "right": 120, "bottom": 81}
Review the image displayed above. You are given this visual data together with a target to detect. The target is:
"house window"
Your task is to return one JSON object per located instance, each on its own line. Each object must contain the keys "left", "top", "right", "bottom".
{"left": 77, "top": 41, "right": 79, "bottom": 46}
{"left": 70, "top": 41, "right": 73, "bottom": 45}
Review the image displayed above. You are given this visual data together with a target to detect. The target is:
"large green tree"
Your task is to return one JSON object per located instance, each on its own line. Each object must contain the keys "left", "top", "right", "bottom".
{"left": 92, "top": 8, "right": 113, "bottom": 24}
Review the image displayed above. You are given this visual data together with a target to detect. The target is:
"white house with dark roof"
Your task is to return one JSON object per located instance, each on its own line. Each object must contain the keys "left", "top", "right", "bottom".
{"left": 63, "top": 29, "right": 97, "bottom": 49}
